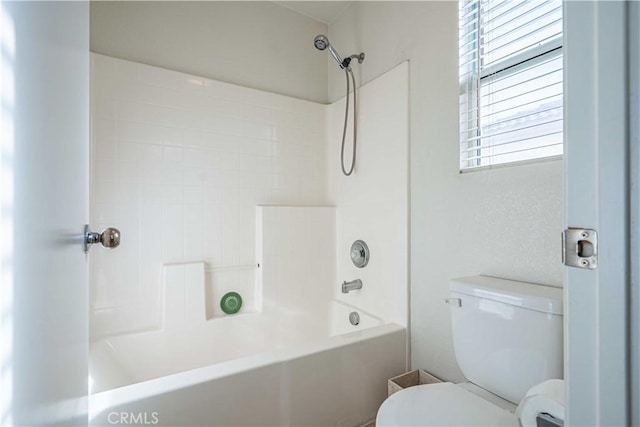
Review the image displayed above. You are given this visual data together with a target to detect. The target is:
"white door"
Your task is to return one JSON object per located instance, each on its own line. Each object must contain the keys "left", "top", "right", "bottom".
{"left": 0, "top": 1, "right": 90, "bottom": 425}
{"left": 564, "top": 1, "right": 632, "bottom": 426}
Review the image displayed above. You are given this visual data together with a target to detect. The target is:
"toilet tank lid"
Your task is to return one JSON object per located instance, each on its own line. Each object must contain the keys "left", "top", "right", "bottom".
{"left": 450, "top": 275, "right": 563, "bottom": 315}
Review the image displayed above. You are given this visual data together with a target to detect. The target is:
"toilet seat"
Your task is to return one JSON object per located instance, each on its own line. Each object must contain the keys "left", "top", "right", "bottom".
{"left": 376, "top": 382, "right": 516, "bottom": 427}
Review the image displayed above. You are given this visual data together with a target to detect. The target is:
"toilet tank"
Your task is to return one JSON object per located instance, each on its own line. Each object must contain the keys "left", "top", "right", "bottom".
{"left": 449, "top": 276, "right": 563, "bottom": 404}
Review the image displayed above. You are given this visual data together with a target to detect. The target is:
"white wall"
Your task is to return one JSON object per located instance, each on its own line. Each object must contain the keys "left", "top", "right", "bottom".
{"left": 327, "top": 62, "right": 409, "bottom": 327}
{"left": 90, "top": 1, "right": 328, "bottom": 103}
{"left": 90, "top": 54, "right": 327, "bottom": 337}
{"left": 328, "top": 2, "right": 563, "bottom": 381}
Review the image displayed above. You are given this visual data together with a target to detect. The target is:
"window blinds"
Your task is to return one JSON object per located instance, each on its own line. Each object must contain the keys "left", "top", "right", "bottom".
{"left": 459, "top": 0, "right": 563, "bottom": 170}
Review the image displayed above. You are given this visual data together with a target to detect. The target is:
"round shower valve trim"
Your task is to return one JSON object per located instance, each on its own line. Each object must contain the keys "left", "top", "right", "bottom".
{"left": 350, "top": 240, "right": 370, "bottom": 268}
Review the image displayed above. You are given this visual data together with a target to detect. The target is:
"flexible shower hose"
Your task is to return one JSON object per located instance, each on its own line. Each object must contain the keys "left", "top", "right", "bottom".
{"left": 341, "top": 68, "right": 357, "bottom": 176}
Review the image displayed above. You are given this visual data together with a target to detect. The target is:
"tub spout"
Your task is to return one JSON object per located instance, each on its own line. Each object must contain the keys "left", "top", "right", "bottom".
{"left": 342, "top": 279, "right": 362, "bottom": 293}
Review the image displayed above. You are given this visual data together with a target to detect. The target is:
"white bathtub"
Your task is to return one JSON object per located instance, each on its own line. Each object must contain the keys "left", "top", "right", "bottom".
{"left": 89, "top": 301, "right": 406, "bottom": 426}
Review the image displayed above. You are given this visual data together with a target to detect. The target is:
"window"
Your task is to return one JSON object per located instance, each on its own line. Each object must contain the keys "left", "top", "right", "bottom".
{"left": 459, "top": 0, "right": 563, "bottom": 171}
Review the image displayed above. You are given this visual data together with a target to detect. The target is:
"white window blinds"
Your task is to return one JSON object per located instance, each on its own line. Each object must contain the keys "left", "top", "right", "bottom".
{"left": 459, "top": 0, "right": 563, "bottom": 171}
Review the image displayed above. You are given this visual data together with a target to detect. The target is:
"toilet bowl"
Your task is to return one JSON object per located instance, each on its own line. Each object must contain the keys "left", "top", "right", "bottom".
{"left": 377, "top": 276, "right": 564, "bottom": 426}
{"left": 377, "top": 382, "right": 516, "bottom": 426}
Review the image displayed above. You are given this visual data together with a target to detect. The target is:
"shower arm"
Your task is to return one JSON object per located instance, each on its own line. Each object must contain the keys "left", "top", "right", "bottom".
{"left": 341, "top": 53, "right": 366, "bottom": 70}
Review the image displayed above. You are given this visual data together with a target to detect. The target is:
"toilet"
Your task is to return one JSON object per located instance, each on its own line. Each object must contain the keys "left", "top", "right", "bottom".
{"left": 377, "top": 275, "right": 563, "bottom": 426}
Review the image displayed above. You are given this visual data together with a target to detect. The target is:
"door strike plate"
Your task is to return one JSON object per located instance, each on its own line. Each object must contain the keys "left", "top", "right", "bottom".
{"left": 562, "top": 228, "right": 597, "bottom": 269}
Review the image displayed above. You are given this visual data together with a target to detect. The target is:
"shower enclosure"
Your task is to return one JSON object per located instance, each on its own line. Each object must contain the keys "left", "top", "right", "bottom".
{"left": 88, "top": 53, "right": 409, "bottom": 425}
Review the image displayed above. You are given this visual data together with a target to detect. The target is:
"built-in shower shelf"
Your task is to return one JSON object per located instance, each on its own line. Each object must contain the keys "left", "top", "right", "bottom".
{"left": 164, "top": 261, "right": 260, "bottom": 325}
{"left": 209, "top": 307, "right": 260, "bottom": 321}
{"left": 206, "top": 263, "right": 260, "bottom": 273}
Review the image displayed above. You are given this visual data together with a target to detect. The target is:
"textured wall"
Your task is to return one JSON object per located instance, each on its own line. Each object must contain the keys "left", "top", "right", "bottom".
{"left": 90, "top": 1, "right": 328, "bottom": 103}
{"left": 328, "top": 2, "right": 563, "bottom": 382}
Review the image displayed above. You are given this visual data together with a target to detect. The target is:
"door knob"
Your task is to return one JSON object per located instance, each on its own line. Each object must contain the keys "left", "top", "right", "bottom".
{"left": 84, "top": 224, "right": 120, "bottom": 252}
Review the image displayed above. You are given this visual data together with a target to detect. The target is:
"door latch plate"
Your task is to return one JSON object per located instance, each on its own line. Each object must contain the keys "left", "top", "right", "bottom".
{"left": 562, "top": 228, "right": 597, "bottom": 269}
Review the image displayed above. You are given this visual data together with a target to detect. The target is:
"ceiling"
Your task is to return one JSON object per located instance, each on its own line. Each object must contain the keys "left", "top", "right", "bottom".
{"left": 272, "top": 1, "right": 354, "bottom": 24}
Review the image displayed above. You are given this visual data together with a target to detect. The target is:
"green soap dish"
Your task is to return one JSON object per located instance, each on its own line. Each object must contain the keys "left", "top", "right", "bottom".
{"left": 220, "top": 292, "right": 242, "bottom": 315}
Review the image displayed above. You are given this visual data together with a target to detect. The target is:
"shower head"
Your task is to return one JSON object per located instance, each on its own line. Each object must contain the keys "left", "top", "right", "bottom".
{"left": 314, "top": 34, "right": 329, "bottom": 51}
{"left": 313, "top": 34, "right": 346, "bottom": 69}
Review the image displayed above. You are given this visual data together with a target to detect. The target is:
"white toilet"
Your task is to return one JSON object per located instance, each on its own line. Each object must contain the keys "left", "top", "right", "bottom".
{"left": 377, "top": 275, "right": 563, "bottom": 426}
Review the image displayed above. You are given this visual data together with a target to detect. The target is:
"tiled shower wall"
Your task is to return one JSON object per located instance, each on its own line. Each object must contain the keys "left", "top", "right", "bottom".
{"left": 90, "top": 54, "right": 327, "bottom": 336}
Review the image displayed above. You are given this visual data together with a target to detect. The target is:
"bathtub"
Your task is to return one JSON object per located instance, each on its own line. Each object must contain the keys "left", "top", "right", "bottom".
{"left": 89, "top": 300, "right": 407, "bottom": 426}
